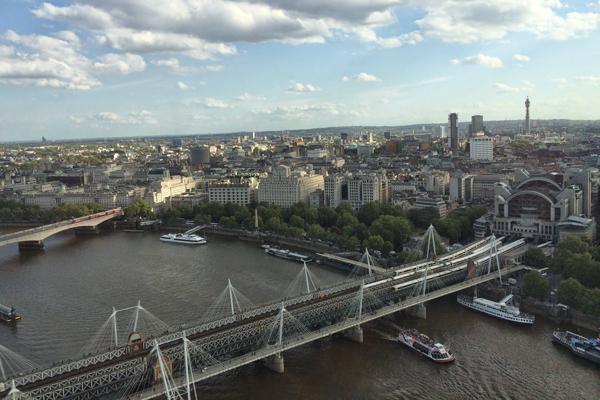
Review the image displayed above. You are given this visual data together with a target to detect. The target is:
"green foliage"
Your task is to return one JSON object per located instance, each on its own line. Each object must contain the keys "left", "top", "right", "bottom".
{"left": 557, "top": 278, "right": 585, "bottom": 308}
{"left": 551, "top": 236, "right": 600, "bottom": 289}
{"left": 369, "top": 215, "right": 413, "bottom": 250}
{"left": 523, "top": 271, "right": 548, "bottom": 300}
{"left": 523, "top": 247, "right": 548, "bottom": 269}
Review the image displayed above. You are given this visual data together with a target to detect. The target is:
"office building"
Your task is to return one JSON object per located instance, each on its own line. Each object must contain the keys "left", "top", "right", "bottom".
{"left": 257, "top": 165, "right": 324, "bottom": 208}
{"left": 469, "top": 134, "right": 493, "bottom": 161}
{"left": 449, "top": 113, "right": 458, "bottom": 152}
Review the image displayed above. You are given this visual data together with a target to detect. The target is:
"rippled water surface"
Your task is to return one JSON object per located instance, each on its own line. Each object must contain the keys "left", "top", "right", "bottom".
{"left": 0, "top": 230, "right": 598, "bottom": 399}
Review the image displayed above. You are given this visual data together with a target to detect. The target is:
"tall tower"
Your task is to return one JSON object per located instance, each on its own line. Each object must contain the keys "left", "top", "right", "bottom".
{"left": 449, "top": 113, "right": 458, "bottom": 152}
{"left": 525, "top": 97, "right": 531, "bottom": 135}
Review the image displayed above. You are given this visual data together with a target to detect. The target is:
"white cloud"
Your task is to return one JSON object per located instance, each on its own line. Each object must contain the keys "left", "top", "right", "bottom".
{"left": 287, "top": 81, "right": 322, "bottom": 92}
{"left": 512, "top": 54, "right": 530, "bottom": 62}
{"left": 93, "top": 53, "right": 146, "bottom": 74}
{"left": 576, "top": 75, "right": 600, "bottom": 85}
{"left": 91, "top": 110, "right": 157, "bottom": 124}
{"left": 451, "top": 54, "right": 503, "bottom": 68}
{"left": 204, "top": 97, "right": 231, "bottom": 109}
{"left": 177, "top": 81, "right": 188, "bottom": 90}
{"left": 342, "top": 72, "right": 381, "bottom": 82}
{"left": 416, "top": 0, "right": 600, "bottom": 43}
{"left": 236, "top": 92, "right": 266, "bottom": 101}
{"left": 254, "top": 102, "right": 342, "bottom": 119}
{"left": 152, "top": 57, "right": 182, "bottom": 72}
{"left": 0, "top": 30, "right": 99, "bottom": 90}
{"left": 352, "top": 27, "right": 423, "bottom": 48}
{"left": 493, "top": 81, "right": 534, "bottom": 93}
{"left": 202, "top": 65, "right": 224, "bottom": 72}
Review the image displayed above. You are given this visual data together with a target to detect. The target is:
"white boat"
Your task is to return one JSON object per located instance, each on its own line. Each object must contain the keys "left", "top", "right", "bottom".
{"left": 457, "top": 293, "right": 535, "bottom": 325}
{"left": 160, "top": 233, "right": 207, "bottom": 245}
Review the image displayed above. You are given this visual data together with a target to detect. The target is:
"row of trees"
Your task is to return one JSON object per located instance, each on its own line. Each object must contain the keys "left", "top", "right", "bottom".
{"left": 521, "top": 236, "right": 600, "bottom": 317}
{"left": 0, "top": 199, "right": 104, "bottom": 223}
{"left": 155, "top": 200, "right": 485, "bottom": 260}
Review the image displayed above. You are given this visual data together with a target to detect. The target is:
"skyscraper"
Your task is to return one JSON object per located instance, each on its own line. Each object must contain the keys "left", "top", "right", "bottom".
{"left": 449, "top": 113, "right": 458, "bottom": 152}
{"left": 525, "top": 97, "right": 531, "bottom": 135}
{"left": 470, "top": 115, "right": 484, "bottom": 136}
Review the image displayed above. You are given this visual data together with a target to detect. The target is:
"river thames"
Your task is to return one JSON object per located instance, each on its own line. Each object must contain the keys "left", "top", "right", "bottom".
{"left": 0, "top": 230, "right": 598, "bottom": 399}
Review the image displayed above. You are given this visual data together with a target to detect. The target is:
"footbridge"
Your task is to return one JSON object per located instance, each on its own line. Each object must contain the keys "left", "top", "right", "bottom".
{"left": 0, "top": 234, "right": 529, "bottom": 400}
{"left": 0, "top": 208, "right": 123, "bottom": 251}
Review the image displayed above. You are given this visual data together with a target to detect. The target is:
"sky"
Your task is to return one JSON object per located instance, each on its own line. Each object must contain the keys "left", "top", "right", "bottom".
{"left": 1, "top": 0, "right": 600, "bottom": 141}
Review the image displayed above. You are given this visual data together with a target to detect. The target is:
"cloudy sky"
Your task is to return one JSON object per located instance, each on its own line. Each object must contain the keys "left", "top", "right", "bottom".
{"left": 1, "top": 0, "right": 600, "bottom": 141}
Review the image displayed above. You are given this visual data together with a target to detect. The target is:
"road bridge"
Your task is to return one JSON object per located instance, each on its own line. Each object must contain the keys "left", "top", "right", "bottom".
{"left": 0, "top": 209, "right": 123, "bottom": 251}
{"left": 0, "top": 235, "right": 528, "bottom": 400}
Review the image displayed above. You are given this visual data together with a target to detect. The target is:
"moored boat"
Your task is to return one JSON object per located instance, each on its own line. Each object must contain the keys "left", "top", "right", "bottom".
{"left": 160, "top": 233, "right": 207, "bottom": 245}
{"left": 397, "top": 328, "right": 455, "bottom": 363}
{"left": 265, "top": 247, "right": 312, "bottom": 263}
{"left": 457, "top": 293, "right": 535, "bottom": 325}
{"left": 552, "top": 330, "right": 600, "bottom": 365}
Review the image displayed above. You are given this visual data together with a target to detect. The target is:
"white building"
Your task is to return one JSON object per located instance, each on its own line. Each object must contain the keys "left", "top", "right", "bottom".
{"left": 208, "top": 179, "right": 258, "bottom": 206}
{"left": 469, "top": 134, "right": 493, "bottom": 161}
{"left": 257, "top": 165, "right": 324, "bottom": 208}
{"left": 324, "top": 174, "right": 345, "bottom": 207}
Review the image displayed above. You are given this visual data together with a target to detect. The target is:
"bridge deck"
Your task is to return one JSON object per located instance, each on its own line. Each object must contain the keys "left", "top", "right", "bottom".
{"left": 135, "top": 264, "right": 525, "bottom": 399}
{"left": 317, "top": 253, "right": 387, "bottom": 273}
{"left": 0, "top": 209, "right": 122, "bottom": 246}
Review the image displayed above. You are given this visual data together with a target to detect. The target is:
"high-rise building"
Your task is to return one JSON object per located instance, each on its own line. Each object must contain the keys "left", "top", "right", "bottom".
{"left": 525, "top": 97, "right": 531, "bottom": 135}
{"left": 469, "top": 134, "right": 494, "bottom": 161}
{"left": 384, "top": 131, "right": 391, "bottom": 140}
{"left": 449, "top": 113, "right": 458, "bottom": 152}
{"left": 433, "top": 126, "right": 446, "bottom": 138}
{"left": 470, "top": 115, "right": 484, "bottom": 136}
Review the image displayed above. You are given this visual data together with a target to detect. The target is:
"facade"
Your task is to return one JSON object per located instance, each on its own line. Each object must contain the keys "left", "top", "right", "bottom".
{"left": 470, "top": 115, "right": 484, "bottom": 136}
{"left": 472, "top": 174, "right": 507, "bottom": 203}
{"left": 469, "top": 134, "right": 493, "bottom": 161}
{"left": 309, "top": 189, "right": 324, "bottom": 208}
{"left": 324, "top": 174, "right": 344, "bottom": 207}
{"left": 324, "top": 172, "right": 389, "bottom": 210}
{"left": 449, "top": 172, "right": 473, "bottom": 204}
{"left": 190, "top": 146, "right": 210, "bottom": 168}
{"left": 412, "top": 197, "right": 448, "bottom": 218}
{"left": 492, "top": 175, "right": 587, "bottom": 242}
{"left": 257, "top": 165, "right": 324, "bottom": 208}
{"left": 449, "top": 113, "right": 458, "bottom": 152}
{"left": 208, "top": 179, "right": 257, "bottom": 206}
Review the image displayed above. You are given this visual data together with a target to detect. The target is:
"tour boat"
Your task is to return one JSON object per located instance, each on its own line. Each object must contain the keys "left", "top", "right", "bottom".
{"left": 0, "top": 304, "right": 21, "bottom": 323}
{"left": 160, "top": 233, "right": 207, "bottom": 245}
{"left": 552, "top": 330, "right": 600, "bottom": 365}
{"left": 457, "top": 293, "right": 535, "bottom": 325}
{"left": 397, "top": 328, "right": 455, "bottom": 363}
{"left": 265, "top": 247, "right": 312, "bottom": 263}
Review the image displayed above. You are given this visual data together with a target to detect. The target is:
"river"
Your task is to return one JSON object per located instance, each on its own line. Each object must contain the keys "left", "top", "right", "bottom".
{"left": 0, "top": 230, "right": 598, "bottom": 399}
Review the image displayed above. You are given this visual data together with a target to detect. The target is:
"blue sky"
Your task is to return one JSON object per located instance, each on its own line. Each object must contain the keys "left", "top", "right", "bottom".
{"left": 1, "top": 0, "right": 600, "bottom": 141}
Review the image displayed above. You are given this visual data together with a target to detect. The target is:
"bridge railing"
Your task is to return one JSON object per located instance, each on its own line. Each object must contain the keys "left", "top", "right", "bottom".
{"left": 0, "top": 208, "right": 122, "bottom": 243}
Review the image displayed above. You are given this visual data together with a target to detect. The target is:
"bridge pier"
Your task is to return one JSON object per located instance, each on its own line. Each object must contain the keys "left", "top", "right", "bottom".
{"left": 343, "top": 325, "right": 364, "bottom": 343}
{"left": 263, "top": 353, "right": 285, "bottom": 373}
{"left": 407, "top": 303, "right": 427, "bottom": 319}
{"left": 18, "top": 240, "right": 44, "bottom": 251}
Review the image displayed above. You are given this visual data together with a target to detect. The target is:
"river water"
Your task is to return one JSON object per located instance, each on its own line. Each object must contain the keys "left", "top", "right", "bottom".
{"left": 0, "top": 230, "right": 598, "bottom": 399}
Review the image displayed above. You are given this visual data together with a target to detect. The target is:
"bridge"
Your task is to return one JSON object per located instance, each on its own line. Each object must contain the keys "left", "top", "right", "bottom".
{"left": 0, "top": 208, "right": 123, "bottom": 251}
{"left": 0, "top": 233, "right": 529, "bottom": 400}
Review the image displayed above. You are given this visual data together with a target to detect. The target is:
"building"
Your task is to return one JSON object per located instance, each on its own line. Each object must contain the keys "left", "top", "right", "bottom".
{"left": 324, "top": 172, "right": 389, "bottom": 210}
{"left": 433, "top": 126, "right": 446, "bottom": 138}
{"left": 470, "top": 115, "right": 484, "bottom": 136}
{"left": 324, "top": 174, "right": 344, "bottom": 207}
{"left": 472, "top": 174, "right": 507, "bottom": 203}
{"left": 449, "top": 113, "right": 458, "bottom": 152}
{"left": 422, "top": 169, "right": 449, "bottom": 195}
{"left": 469, "top": 134, "right": 493, "bottom": 161}
{"left": 492, "top": 174, "right": 590, "bottom": 242}
{"left": 309, "top": 189, "right": 324, "bottom": 208}
{"left": 449, "top": 172, "right": 473, "bottom": 204}
{"left": 257, "top": 165, "right": 324, "bottom": 208}
{"left": 190, "top": 146, "right": 210, "bottom": 168}
{"left": 412, "top": 197, "right": 448, "bottom": 219}
{"left": 208, "top": 179, "right": 257, "bottom": 206}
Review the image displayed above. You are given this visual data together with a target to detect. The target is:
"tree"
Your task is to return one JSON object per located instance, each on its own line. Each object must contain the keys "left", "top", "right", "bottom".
{"left": 363, "top": 235, "right": 385, "bottom": 253}
{"left": 289, "top": 215, "right": 305, "bottom": 229}
{"left": 523, "top": 247, "right": 548, "bottom": 269}
{"left": 369, "top": 215, "right": 413, "bottom": 251}
{"left": 125, "top": 199, "right": 153, "bottom": 219}
{"left": 317, "top": 206, "right": 338, "bottom": 227}
{"left": 522, "top": 271, "right": 548, "bottom": 300}
{"left": 557, "top": 278, "right": 585, "bottom": 309}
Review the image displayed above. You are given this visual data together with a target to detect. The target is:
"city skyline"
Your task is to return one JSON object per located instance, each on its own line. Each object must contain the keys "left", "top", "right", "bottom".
{"left": 2, "top": 0, "right": 600, "bottom": 141}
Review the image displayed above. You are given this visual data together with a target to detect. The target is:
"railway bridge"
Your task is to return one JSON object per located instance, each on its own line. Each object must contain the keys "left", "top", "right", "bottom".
{"left": 0, "top": 234, "right": 529, "bottom": 400}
